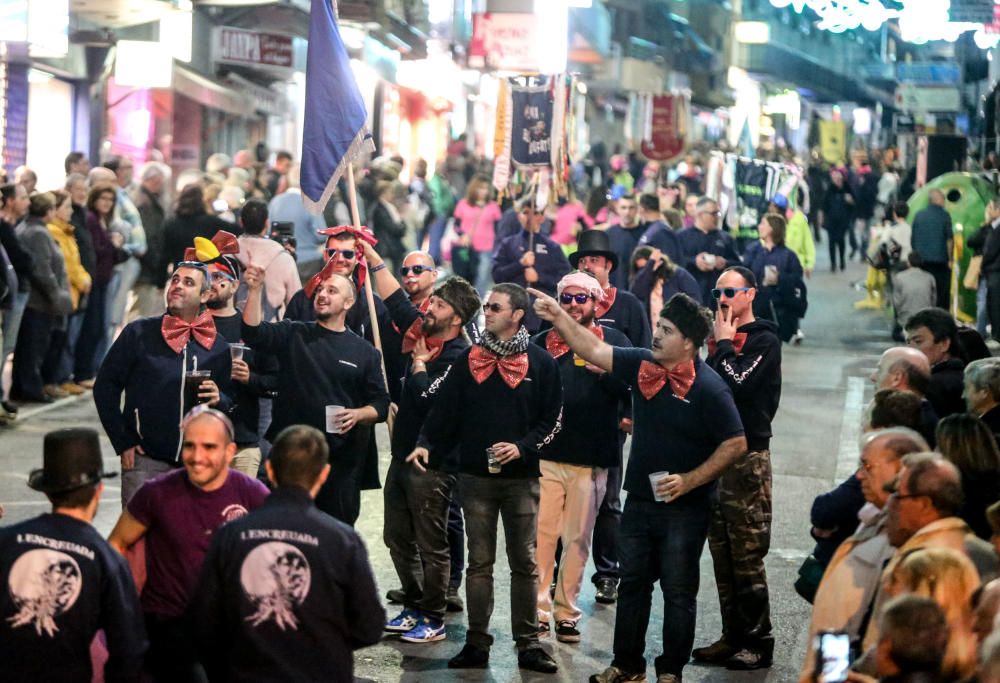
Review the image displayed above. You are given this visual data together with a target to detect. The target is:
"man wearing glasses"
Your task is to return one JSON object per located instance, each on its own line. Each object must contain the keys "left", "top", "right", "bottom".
{"left": 858, "top": 452, "right": 998, "bottom": 666}
{"left": 411, "top": 282, "right": 562, "bottom": 674}
{"left": 530, "top": 272, "right": 631, "bottom": 644}
{"left": 361, "top": 241, "right": 480, "bottom": 643}
{"left": 696, "top": 266, "right": 782, "bottom": 670}
{"left": 193, "top": 231, "right": 279, "bottom": 478}
{"left": 531, "top": 288, "right": 746, "bottom": 683}
{"left": 95, "top": 260, "right": 234, "bottom": 505}
{"left": 677, "top": 197, "right": 741, "bottom": 303}
{"left": 798, "top": 427, "right": 927, "bottom": 683}
{"left": 492, "top": 198, "right": 571, "bottom": 333}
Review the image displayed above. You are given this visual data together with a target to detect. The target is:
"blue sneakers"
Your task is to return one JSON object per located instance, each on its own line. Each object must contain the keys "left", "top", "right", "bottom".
{"left": 400, "top": 616, "right": 447, "bottom": 643}
{"left": 384, "top": 608, "right": 420, "bottom": 633}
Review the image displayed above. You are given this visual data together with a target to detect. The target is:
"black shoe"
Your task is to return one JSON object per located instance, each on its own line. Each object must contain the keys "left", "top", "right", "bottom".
{"left": 448, "top": 644, "right": 489, "bottom": 669}
{"left": 725, "top": 647, "right": 773, "bottom": 670}
{"left": 555, "top": 620, "right": 580, "bottom": 643}
{"left": 691, "top": 638, "right": 737, "bottom": 664}
{"left": 594, "top": 577, "right": 618, "bottom": 604}
{"left": 445, "top": 586, "right": 464, "bottom": 612}
{"left": 1, "top": 400, "right": 18, "bottom": 415}
{"left": 386, "top": 588, "right": 405, "bottom": 604}
{"left": 518, "top": 647, "right": 558, "bottom": 674}
{"left": 9, "top": 393, "right": 52, "bottom": 404}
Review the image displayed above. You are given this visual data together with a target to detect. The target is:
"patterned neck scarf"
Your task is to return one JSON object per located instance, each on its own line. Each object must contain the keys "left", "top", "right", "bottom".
{"left": 478, "top": 325, "right": 530, "bottom": 357}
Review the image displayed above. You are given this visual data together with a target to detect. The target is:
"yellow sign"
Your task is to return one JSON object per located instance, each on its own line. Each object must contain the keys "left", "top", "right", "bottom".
{"left": 819, "top": 120, "right": 846, "bottom": 165}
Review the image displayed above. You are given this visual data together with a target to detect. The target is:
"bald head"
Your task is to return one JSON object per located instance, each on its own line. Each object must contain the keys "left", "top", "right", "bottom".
{"left": 872, "top": 346, "right": 931, "bottom": 395}
{"left": 88, "top": 167, "right": 116, "bottom": 185}
{"left": 401, "top": 250, "right": 437, "bottom": 300}
{"left": 929, "top": 189, "right": 945, "bottom": 206}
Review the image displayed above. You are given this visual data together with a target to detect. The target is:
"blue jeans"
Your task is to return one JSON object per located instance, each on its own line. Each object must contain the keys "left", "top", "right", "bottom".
{"left": 474, "top": 249, "right": 493, "bottom": 296}
{"left": 612, "top": 496, "right": 713, "bottom": 677}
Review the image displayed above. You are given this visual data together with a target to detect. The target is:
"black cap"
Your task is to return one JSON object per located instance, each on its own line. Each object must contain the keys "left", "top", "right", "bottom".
{"left": 569, "top": 230, "right": 618, "bottom": 272}
{"left": 28, "top": 428, "right": 117, "bottom": 494}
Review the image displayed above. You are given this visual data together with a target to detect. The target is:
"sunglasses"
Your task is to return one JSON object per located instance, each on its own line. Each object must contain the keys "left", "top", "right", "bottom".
{"left": 326, "top": 248, "right": 356, "bottom": 260}
{"left": 560, "top": 292, "right": 592, "bottom": 305}
{"left": 711, "top": 287, "right": 753, "bottom": 299}
{"left": 400, "top": 265, "right": 432, "bottom": 276}
{"left": 482, "top": 303, "right": 508, "bottom": 313}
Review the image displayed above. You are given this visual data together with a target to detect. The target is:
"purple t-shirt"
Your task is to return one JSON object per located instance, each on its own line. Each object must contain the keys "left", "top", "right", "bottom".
{"left": 128, "top": 468, "right": 269, "bottom": 617}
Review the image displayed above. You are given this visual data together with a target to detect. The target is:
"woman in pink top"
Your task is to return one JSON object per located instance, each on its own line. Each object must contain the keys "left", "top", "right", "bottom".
{"left": 452, "top": 175, "right": 502, "bottom": 293}
{"left": 551, "top": 194, "right": 594, "bottom": 248}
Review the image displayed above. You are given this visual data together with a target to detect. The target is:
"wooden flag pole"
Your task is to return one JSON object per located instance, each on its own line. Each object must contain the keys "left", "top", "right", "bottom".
{"left": 347, "top": 163, "right": 394, "bottom": 434}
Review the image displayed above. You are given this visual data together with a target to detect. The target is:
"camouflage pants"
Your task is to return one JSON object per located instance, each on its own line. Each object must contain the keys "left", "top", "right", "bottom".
{"left": 707, "top": 449, "right": 773, "bottom": 648}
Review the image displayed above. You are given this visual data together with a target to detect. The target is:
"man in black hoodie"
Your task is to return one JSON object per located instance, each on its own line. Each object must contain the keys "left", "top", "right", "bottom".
{"left": 411, "top": 282, "right": 562, "bottom": 674}
{"left": 904, "top": 307, "right": 966, "bottom": 418}
{"left": 191, "top": 425, "right": 383, "bottom": 682}
{"left": 361, "top": 241, "right": 481, "bottom": 644}
{"left": 695, "top": 266, "right": 782, "bottom": 671}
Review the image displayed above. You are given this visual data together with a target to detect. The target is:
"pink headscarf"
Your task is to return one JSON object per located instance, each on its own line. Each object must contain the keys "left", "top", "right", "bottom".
{"left": 557, "top": 271, "right": 604, "bottom": 299}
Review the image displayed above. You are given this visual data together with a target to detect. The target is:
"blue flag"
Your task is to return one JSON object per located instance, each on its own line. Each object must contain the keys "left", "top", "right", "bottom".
{"left": 301, "top": 0, "right": 373, "bottom": 214}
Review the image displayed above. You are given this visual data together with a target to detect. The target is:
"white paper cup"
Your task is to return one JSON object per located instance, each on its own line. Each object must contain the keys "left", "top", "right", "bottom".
{"left": 325, "top": 405, "right": 345, "bottom": 434}
{"left": 649, "top": 471, "right": 671, "bottom": 502}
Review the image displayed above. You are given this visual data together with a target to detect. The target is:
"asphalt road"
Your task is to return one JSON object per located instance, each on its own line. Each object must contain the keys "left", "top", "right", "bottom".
{"left": 0, "top": 247, "right": 891, "bottom": 682}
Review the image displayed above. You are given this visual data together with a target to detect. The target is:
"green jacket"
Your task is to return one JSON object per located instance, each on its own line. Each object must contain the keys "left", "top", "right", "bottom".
{"left": 786, "top": 209, "right": 816, "bottom": 270}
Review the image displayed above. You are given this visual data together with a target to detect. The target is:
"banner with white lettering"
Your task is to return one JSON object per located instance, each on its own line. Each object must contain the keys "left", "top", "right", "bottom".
{"left": 510, "top": 85, "right": 554, "bottom": 168}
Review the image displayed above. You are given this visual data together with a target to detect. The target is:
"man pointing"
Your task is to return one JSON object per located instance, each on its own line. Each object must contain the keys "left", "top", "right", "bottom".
{"left": 530, "top": 287, "right": 746, "bottom": 683}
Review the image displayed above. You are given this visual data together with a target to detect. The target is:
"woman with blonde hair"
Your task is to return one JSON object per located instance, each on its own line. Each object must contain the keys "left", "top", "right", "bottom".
{"left": 886, "top": 546, "right": 980, "bottom": 680}
{"left": 451, "top": 174, "right": 501, "bottom": 292}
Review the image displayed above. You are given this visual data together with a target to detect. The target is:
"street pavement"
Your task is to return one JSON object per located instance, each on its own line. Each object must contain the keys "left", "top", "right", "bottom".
{"left": 0, "top": 245, "right": 894, "bottom": 682}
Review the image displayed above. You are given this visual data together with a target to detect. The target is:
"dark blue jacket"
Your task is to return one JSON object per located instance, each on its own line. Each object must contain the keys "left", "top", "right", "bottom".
{"left": 492, "top": 230, "right": 571, "bottom": 332}
{"left": 94, "top": 315, "right": 233, "bottom": 464}
{"left": 637, "top": 220, "right": 682, "bottom": 266}
{"left": 677, "top": 226, "right": 742, "bottom": 303}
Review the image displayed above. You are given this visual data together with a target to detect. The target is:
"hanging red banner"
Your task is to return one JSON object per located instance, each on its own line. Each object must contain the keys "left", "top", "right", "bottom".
{"left": 641, "top": 95, "right": 687, "bottom": 162}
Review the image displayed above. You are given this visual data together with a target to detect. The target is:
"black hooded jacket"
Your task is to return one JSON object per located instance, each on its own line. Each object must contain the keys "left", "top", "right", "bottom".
{"left": 705, "top": 318, "right": 782, "bottom": 451}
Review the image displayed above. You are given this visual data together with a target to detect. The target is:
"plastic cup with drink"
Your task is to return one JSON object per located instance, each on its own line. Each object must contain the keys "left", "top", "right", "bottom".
{"left": 649, "top": 470, "right": 671, "bottom": 502}
{"left": 486, "top": 446, "right": 502, "bottom": 474}
{"left": 325, "top": 405, "right": 346, "bottom": 434}
{"left": 230, "top": 343, "right": 249, "bottom": 362}
{"left": 184, "top": 369, "right": 212, "bottom": 413}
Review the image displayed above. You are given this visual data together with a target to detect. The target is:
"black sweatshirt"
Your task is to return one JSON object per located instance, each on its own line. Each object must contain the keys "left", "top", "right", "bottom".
{"left": 285, "top": 283, "right": 406, "bottom": 404}
{"left": 241, "top": 319, "right": 390, "bottom": 467}
{"left": 927, "top": 357, "right": 966, "bottom": 418}
{"left": 0, "top": 514, "right": 147, "bottom": 683}
{"left": 418, "top": 341, "right": 562, "bottom": 478}
{"left": 191, "top": 487, "right": 384, "bottom": 683}
{"left": 705, "top": 318, "right": 782, "bottom": 452}
{"left": 531, "top": 326, "right": 631, "bottom": 468}
{"left": 382, "top": 289, "right": 470, "bottom": 467}
{"left": 213, "top": 311, "right": 279, "bottom": 447}
{"left": 598, "top": 288, "right": 652, "bottom": 348}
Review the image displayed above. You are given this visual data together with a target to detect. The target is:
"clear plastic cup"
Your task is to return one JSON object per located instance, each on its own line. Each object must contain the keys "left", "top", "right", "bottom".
{"left": 325, "top": 405, "right": 345, "bottom": 434}
{"left": 487, "top": 447, "right": 501, "bottom": 474}
{"left": 230, "top": 343, "right": 248, "bottom": 362}
{"left": 649, "top": 471, "right": 671, "bottom": 502}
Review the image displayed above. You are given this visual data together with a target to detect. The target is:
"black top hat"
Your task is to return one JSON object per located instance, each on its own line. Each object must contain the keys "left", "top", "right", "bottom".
{"left": 28, "top": 428, "right": 117, "bottom": 494}
{"left": 569, "top": 230, "right": 619, "bottom": 272}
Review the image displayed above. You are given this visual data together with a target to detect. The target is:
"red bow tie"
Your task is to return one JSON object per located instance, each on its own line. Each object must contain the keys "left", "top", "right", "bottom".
{"left": 637, "top": 359, "right": 695, "bottom": 401}
{"left": 595, "top": 286, "right": 617, "bottom": 319}
{"left": 706, "top": 332, "right": 748, "bottom": 356}
{"left": 545, "top": 325, "right": 604, "bottom": 359}
{"left": 468, "top": 346, "right": 529, "bottom": 389}
{"left": 161, "top": 312, "right": 217, "bottom": 354}
{"left": 401, "top": 318, "right": 445, "bottom": 362}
